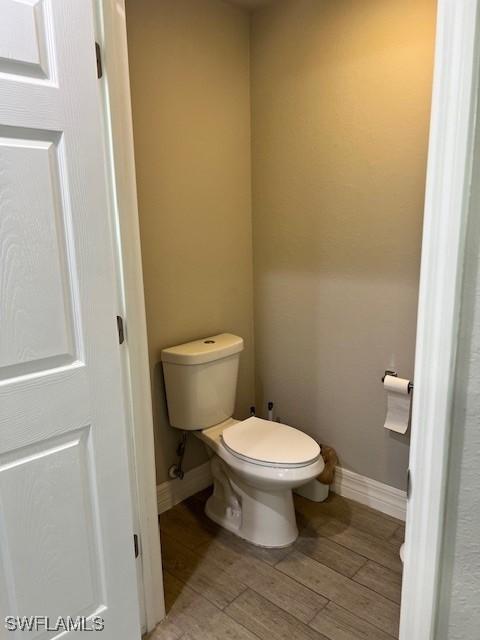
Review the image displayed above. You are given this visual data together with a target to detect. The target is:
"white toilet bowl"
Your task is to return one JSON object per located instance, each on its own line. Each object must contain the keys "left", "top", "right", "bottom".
{"left": 161, "top": 333, "right": 324, "bottom": 548}
{"left": 198, "top": 417, "right": 324, "bottom": 547}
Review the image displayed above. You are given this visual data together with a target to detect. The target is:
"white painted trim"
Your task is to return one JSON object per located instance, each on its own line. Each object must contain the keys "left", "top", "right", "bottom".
{"left": 400, "top": 2, "right": 480, "bottom": 639}
{"left": 333, "top": 468, "right": 406, "bottom": 522}
{"left": 96, "top": 0, "right": 164, "bottom": 632}
{"left": 156, "top": 461, "right": 406, "bottom": 521}
{"left": 157, "top": 462, "right": 213, "bottom": 514}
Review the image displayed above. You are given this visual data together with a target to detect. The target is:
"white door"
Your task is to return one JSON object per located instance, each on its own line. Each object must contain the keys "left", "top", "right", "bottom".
{"left": 0, "top": 1, "right": 140, "bottom": 638}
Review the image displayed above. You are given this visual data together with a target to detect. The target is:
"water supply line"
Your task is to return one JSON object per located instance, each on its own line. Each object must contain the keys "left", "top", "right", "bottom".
{"left": 168, "top": 431, "right": 188, "bottom": 479}
{"left": 268, "top": 401, "right": 274, "bottom": 421}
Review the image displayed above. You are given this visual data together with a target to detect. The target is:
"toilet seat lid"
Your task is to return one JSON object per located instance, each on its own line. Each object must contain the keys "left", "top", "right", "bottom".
{"left": 221, "top": 417, "right": 321, "bottom": 467}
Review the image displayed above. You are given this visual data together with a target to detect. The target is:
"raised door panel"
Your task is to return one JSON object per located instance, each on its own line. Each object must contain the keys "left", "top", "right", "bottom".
{"left": 0, "top": 0, "right": 50, "bottom": 79}
{"left": 0, "top": 128, "right": 78, "bottom": 379}
{"left": 0, "top": 427, "right": 104, "bottom": 638}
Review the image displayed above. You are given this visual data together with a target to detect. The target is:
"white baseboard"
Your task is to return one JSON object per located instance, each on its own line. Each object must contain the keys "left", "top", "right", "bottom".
{"left": 156, "top": 461, "right": 406, "bottom": 521}
{"left": 332, "top": 466, "right": 407, "bottom": 521}
{"left": 157, "top": 461, "right": 212, "bottom": 514}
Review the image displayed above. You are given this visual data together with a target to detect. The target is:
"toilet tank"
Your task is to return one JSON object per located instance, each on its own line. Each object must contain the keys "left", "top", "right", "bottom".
{"left": 161, "top": 334, "right": 244, "bottom": 430}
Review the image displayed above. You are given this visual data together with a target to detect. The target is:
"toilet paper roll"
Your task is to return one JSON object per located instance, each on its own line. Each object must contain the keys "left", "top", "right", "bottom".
{"left": 384, "top": 375, "right": 411, "bottom": 434}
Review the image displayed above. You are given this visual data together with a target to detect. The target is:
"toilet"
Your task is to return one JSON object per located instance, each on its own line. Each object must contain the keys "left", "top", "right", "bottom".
{"left": 161, "top": 333, "right": 324, "bottom": 548}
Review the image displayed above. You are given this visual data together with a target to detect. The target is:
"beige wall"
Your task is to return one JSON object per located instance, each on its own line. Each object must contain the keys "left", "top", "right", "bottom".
{"left": 126, "top": 0, "right": 435, "bottom": 491}
{"left": 251, "top": 0, "right": 436, "bottom": 489}
{"left": 125, "top": 0, "right": 255, "bottom": 484}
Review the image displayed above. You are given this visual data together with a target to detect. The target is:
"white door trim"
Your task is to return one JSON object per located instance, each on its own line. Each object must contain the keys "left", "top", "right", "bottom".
{"left": 400, "top": 1, "right": 480, "bottom": 638}
{"left": 95, "top": 1, "right": 164, "bottom": 632}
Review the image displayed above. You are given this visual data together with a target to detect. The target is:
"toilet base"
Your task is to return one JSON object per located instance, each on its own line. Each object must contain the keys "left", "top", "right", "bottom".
{"left": 205, "top": 457, "right": 298, "bottom": 548}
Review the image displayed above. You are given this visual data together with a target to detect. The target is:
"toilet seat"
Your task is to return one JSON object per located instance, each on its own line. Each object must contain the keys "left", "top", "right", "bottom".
{"left": 221, "top": 416, "right": 321, "bottom": 468}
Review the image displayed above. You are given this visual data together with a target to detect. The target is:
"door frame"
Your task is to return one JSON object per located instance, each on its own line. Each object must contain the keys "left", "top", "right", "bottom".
{"left": 94, "top": 0, "right": 164, "bottom": 633}
{"left": 98, "top": 0, "right": 480, "bottom": 637}
{"left": 400, "top": 1, "right": 480, "bottom": 637}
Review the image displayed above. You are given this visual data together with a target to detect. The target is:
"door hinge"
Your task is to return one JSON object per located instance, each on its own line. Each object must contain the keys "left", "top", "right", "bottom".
{"left": 116, "top": 316, "right": 125, "bottom": 344}
{"left": 133, "top": 533, "right": 140, "bottom": 558}
{"left": 95, "top": 42, "right": 103, "bottom": 79}
{"left": 406, "top": 468, "right": 411, "bottom": 499}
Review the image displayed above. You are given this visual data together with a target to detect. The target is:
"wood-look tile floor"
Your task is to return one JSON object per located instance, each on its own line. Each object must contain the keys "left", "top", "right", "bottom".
{"left": 149, "top": 488, "right": 404, "bottom": 640}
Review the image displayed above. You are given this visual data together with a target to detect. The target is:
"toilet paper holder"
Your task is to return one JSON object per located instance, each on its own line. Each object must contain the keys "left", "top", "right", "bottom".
{"left": 382, "top": 370, "right": 414, "bottom": 393}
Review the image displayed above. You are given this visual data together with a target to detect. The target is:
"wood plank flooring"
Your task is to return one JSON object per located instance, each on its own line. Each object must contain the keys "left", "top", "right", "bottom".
{"left": 148, "top": 488, "right": 405, "bottom": 640}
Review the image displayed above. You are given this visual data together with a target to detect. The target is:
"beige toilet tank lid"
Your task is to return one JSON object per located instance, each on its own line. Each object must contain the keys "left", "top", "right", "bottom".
{"left": 221, "top": 417, "right": 321, "bottom": 466}
{"left": 161, "top": 333, "right": 243, "bottom": 365}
